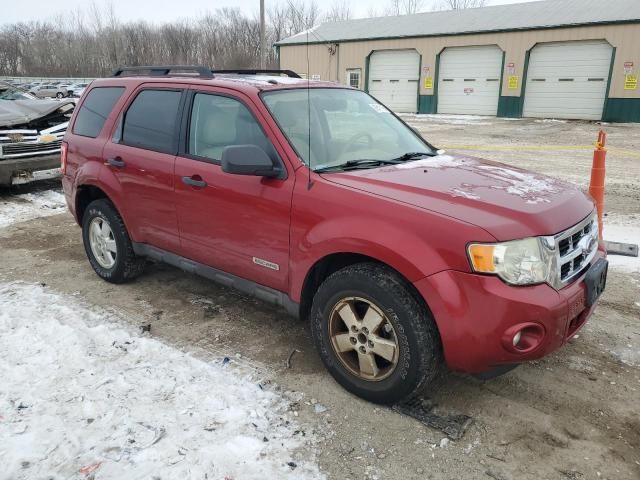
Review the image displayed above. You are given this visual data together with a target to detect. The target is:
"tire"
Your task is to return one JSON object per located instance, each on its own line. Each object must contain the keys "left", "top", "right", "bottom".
{"left": 56, "top": 92, "right": 63, "bottom": 99}
{"left": 82, "top": 199, "right": 145, "bottom": 283}
{"left": 310, "top": 262, "right": 442, "bottom": 404}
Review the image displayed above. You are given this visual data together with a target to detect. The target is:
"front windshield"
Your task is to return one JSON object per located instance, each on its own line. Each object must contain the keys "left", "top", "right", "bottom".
{"left": 262, "top": 88, "right": 432, "bottom": 171}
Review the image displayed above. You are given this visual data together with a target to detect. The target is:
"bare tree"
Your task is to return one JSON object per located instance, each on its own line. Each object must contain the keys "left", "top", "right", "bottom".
{"left": 325, "top": 1, "right": 352, "bottom": 22}
{"left": 386, "top": 0, "right": 425, "bottom": 15}
{"left": 435, "top": 0, "right": 487, "bottom": 10}
{"left": 0, "top": 0, "right": 329, "bottom": 77}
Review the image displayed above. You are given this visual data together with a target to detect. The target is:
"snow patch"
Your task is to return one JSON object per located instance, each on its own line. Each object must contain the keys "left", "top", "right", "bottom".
{"left": 394, "top": 154, "right": 464, "bottom": 169}
{"left": 475, "top": 164, "right": 565, "bottom": 204}
{"left": 534, "top": 119, "right": 569, "bottom": 124}
{"left": 450, "top": 187, "right": 480, "bottom": 200}
{"left": 0, "top": 189, "right": 66, "bottom": 228}
{"left": 401, "top": 114, "right": 493, "bottom": 126}
{"left": 603, "top": 216, "right": 640, "bottom": 273}
{"left": 0, "top": 282, "right": 323, "bottom": 480}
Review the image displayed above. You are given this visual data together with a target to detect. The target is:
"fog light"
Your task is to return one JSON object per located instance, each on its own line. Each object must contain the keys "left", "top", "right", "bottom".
{"left": 512, "top": 331, "right": 522, "bottom": 347}
{"left": 502, "top": 323, "right": 545, "bottom": 354}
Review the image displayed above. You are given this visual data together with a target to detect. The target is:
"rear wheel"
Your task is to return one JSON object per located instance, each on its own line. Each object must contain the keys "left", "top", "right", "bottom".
{"left": 55, "top": 92, "right": 63, "bottom": 99}
{"left": 82, "top": 199, "right": 145, "bottom": 283}
{"left": 310, "top": 263, "right": 442, "bottom": 404}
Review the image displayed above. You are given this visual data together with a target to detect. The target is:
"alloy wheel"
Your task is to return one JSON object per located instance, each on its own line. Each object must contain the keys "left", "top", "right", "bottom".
{"left": 328, "top": 296, "right": 400, "bottom": 381}
{"left": 89, "top": 217, "right": 117, "bottom": 269}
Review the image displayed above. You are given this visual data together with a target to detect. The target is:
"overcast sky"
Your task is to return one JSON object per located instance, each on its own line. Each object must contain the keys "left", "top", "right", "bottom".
{"left": 1, "top": 0, "right": 542, "bottom": 25}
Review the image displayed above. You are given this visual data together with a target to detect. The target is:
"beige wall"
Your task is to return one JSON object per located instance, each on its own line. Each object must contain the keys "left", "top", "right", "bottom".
{"left": 279, "top": 23, "right": 640, "bottom": 99}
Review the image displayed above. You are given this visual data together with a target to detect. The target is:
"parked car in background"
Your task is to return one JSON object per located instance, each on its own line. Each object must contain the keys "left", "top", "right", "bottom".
{"left": 68, "top": 82, "right": 90, "bottom": 97}
{"left": 30, "top": 84, "right": 69, "bottom": 99}
{"left": 61, "top": 66, "right": 608, "bottom": 404}
{"left": 0, "top": 82, "right": 38, "bottom": 100}
{"left": 0, "top": 97, "right": 74, "bottom": 185}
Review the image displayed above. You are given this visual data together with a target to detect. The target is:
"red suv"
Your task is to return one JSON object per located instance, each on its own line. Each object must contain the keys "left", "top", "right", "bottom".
{"left": 62, "top": 66, "right": 608, "bottom": 404}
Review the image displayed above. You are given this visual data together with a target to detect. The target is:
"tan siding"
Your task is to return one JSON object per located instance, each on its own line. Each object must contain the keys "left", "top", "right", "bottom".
{"left": 279, "top": 23, "right": 640, "bottom": 99}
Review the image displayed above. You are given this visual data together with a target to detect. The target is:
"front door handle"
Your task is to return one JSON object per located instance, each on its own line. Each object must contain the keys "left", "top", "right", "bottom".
{"left": 182, "top": 175, "right": 207, "bottom": 188}
{"left": 106, "top": 157, "right": 126, "bottom": 168}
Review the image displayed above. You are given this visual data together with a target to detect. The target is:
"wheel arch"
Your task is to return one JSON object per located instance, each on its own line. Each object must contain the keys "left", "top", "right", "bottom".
{"left": 75, "top": 182, "right": 128, "bottom": 232}
{"left": 297, "top": 251, "right": 437, "bottom": 328}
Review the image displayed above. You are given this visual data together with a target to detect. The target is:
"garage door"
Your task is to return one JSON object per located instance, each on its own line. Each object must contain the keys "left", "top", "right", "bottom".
{"left": 523, "top": 41, "right": 613, "bottom": 120}
{"left": 368, "top": 50, "right": 420, "bottom": 113}
{"left": 437, "top": 45, "right": 503, "bottom": 115}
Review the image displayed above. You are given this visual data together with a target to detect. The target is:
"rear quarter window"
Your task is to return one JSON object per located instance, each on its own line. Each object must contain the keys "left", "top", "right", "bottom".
{"left": 72, "top": 87, "right": 125, "bottom": 138}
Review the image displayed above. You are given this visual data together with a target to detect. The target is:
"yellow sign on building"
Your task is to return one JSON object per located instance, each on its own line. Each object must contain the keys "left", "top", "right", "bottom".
{"left": 424, "top": 77, "right": 433, "bottom": 89}
{"left": 624, "top": 74, "right": 637, "bottom": 90}
{"left": 508, "top": 75, "right": 519, "bottom": 89}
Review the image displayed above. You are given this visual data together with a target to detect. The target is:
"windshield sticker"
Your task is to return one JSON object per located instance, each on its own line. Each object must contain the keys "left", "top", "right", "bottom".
{"left": 369, "top": 103, "right": 389, "bottom": 113}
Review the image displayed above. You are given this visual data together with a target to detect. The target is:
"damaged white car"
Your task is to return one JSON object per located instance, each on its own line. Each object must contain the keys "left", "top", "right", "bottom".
{"left": 0, "top": 98, "right": 74, "bottom": 186}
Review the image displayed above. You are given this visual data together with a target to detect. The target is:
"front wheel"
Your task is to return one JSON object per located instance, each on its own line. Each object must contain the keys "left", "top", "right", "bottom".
{"left": 56, "top": 92, "right": 64, "bottom": 98}
{"left": 82, "top": 199, "right": 145, "bottom": 283}
{"left": 310, "top": 263, "right": 442, "bottom": 404}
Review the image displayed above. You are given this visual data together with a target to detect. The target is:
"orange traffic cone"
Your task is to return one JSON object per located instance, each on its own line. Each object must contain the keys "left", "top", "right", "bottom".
{"left": 589, "top": 130, "right": 606, "bottom": 242}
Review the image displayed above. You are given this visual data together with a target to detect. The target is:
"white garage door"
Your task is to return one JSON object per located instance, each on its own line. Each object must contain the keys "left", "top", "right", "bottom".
{"left": 523, "top": 41, "right": 613, "bottom": 120}
{"left": 368, "top": 50, "right": 420, "bottom": 113}
{"left": 437, "top": 45, "right": 503, "bottom": 115}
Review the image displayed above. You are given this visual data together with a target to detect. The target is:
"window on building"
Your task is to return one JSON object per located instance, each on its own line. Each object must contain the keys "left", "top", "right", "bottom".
{"left": 72, "top": 87, "right": 125, "bottom": 138}
{"left": 121, "top": 89, "right": 182, "bottom": 154}
{"left": 346, "top": 69, "right": 361, "bottom": 89}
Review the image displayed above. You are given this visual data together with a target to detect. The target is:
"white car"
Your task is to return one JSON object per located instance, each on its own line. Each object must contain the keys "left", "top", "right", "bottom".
{"left": 67, "top": 82, "right": 90, "bottom": 97}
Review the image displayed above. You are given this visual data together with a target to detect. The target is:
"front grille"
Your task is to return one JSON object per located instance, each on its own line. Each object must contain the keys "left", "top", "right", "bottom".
{"left": 554, "top": 212, "right": 598, "bottom": 287}
{"left": 0, "top": 124, "right": 67, "bottom": 159}
{"left": 3, "top": 139, "right": 62, "bottom": 155}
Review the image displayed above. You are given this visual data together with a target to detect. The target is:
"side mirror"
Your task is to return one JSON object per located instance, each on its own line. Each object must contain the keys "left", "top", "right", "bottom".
{"left": 221, "top": 145, "right": 280, "bottom": 178}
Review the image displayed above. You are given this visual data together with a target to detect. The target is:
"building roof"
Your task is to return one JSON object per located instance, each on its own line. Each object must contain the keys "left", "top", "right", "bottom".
{"left": 276, "top": 0, "right": 640, "bottom": 46}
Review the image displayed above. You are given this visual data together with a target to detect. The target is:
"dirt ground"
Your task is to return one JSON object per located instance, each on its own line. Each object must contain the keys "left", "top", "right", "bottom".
{"left": 1, "top": 117, "right": 639, "bottom": 480}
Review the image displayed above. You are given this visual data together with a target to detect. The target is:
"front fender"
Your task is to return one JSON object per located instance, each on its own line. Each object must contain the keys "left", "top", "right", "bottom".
{"left": 288, "top": 173, "right": 497, "bottom": 303}
{"left": 289, "top": 215, "right": 490, "bottom": 303}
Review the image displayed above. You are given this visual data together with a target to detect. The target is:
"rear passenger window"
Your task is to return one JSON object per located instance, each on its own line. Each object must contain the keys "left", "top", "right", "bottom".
{"left": 122, "top": 89, "right": 182, "bottom": 154}
{"left": 188, "top": 93, "right": 271, "bottom": 162}
{"left": 72, "top": 87, "right": 124, "bottom": 138}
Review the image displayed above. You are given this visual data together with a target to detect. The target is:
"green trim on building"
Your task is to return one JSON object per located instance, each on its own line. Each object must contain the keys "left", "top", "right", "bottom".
{"left": 497, "top": 51, "right": 506, "bottom": 115}
{"left": 364, "top": 51, "right": 372, "bottom": 94}
{"left": 416, "top": 53, "right": 423, "bottom": 113}
{"left": 432, "top": 52, "right": 441, "bottom": 113}
{"left": 602, "top": 46, "right": 617, "bottom": 120}
{"left": 497, "top": 96, "right": 523, "bottom": 118}
{"left": 603, "top": 98, "right": 640, "bottom": 123}
{"left": 418, "top": 95, "right": 437, "bottom": 113}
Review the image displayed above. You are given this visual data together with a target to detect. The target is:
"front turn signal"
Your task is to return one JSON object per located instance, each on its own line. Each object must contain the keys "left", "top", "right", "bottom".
{"left": 467, "top": 244, "right": 497, "bottom": 273}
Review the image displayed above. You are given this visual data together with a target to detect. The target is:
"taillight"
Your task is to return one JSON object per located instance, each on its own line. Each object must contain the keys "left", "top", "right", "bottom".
{"left": 60, "top": 141, "right": 68, "bottom": 175}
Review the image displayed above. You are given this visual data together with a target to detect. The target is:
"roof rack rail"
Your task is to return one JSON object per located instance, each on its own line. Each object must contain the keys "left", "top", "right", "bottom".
{"left": 111, "top": 65, "right": 213, "bottom": 79}
{"left": 211, "top": 69, "right": 301, "bottom": 79}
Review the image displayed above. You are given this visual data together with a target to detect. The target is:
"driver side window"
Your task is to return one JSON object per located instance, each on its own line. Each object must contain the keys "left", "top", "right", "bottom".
{"left": 189, "top": 93, "right": 271, "bottom": 163}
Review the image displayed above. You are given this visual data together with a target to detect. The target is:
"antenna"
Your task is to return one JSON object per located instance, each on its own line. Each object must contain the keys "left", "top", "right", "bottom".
{"left": 306, "top": 26, "right": 312, "bottom": 190}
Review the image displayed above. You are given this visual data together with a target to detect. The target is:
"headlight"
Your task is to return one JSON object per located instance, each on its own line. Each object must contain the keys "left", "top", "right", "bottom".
{"left": 467, "top": 237, "right": 557, "bottom": 286}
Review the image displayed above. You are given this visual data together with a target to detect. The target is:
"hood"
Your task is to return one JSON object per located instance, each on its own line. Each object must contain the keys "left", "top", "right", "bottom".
{"left": 0, "top": 99, "right": 75, "bottom": 127}
{"left": 322, "top": 154, "right": 594, "bottom": 240}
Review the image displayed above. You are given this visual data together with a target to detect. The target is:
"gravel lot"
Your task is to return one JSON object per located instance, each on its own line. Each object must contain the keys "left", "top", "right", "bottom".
{"left": 1, "top": 117, "right": 638, "bottom": 479}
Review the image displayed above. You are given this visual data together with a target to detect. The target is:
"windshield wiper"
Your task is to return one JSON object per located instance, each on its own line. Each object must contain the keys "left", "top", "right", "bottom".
{"left": 314, "top": 159, "right": 401, "bottom": 173}
{"left": 389, "top": 151, "right": 437, "bottom": 162}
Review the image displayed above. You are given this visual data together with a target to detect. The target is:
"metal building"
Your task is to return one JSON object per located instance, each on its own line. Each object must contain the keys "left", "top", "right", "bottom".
{"left": 275, "top": 0, "right": 640, "bottom": 122}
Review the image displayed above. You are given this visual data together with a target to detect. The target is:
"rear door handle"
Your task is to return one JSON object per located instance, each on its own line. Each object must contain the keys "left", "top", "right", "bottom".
{"left": 182, "top": 175, "right": 207, "bottom": 188}
{"left": 106, "top": 157, "right": 126, "bottom": 168}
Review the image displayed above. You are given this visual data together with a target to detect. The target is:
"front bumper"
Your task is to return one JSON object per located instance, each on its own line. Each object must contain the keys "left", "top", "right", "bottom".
{"left": 0, "top": 153, "right": 61, "bottom": 186}
{"left": 414, "top": 250, "right": 606, "bottom": 373}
